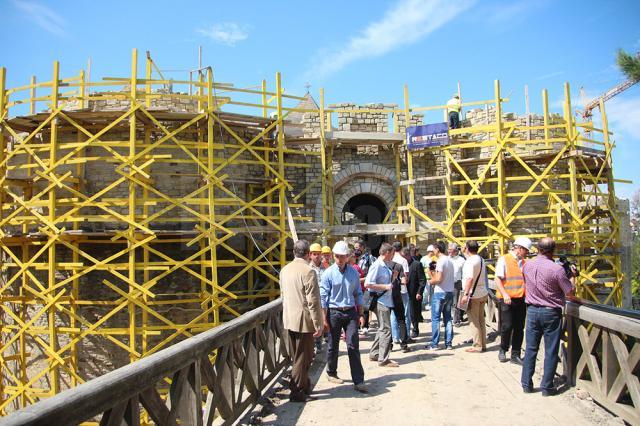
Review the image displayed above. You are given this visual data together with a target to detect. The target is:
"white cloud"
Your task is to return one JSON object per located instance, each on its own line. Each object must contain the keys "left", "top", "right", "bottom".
{"left": 304, "top": 0, "right": 475, "bottom": 80}
{"left": 483, "top": 0, "right": 539, "bottom": 25}
{"left": 198, "top": 23, "right": 249, "bottom": 47}
{"left": 607, "top": 95, "right": 640, "bottom": 140}
{"left": 535, "top": 70, "right": 564, "bottom": 81}
{"left": 12, "top": 0, "right": 65, "bottom": 36}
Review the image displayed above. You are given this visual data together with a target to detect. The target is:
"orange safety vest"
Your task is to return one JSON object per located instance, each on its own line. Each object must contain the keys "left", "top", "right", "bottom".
{"left": 497, "top": 252, "right": 525, "bottom": 299}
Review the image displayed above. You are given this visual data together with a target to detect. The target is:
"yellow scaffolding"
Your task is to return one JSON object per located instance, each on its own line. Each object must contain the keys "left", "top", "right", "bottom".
{"left": 399, "top": 80, "right": 625, "bottom": 306}
{"left": 294, "top": 79, "right": 625, "bottom": 306}
{"left": 0, "top": 49, "right": 318, "bottom": 411}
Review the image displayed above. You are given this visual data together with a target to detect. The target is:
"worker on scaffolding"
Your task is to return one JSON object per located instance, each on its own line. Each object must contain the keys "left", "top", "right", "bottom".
{"left": 446, "top": 94, "right": 462, "bottom": 129}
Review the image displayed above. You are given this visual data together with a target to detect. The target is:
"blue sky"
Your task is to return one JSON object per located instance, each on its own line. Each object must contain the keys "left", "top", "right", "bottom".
{"left": 1, "top": 0, "right": 639, "bottom": 198}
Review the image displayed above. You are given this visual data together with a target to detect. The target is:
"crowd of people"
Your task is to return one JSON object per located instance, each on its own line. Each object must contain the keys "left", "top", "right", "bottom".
{"left": 279, "top": 235, "right": 576, "bottom": 402}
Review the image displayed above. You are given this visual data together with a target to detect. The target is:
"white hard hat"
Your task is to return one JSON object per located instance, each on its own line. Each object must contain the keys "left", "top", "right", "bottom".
{"left": 426, "top": 244, "right": 435, "bottom": 253}
{"left": 332, "top": 241, "right": 350, "bottom": 255}
{"left": 513, "top": 236, "right": 532, "bottom": 251}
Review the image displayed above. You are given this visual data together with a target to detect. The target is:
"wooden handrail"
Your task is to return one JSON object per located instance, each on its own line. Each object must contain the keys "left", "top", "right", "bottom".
{"left": 564, "top": 298, "right": 640, "bottom": 425}
{"left": 0, "top": 299, "right": 288, "bottom": 426}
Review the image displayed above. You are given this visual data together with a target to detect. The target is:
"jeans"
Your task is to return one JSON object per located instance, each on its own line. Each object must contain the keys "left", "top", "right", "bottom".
{"left": 422, "top": 284, "right": 434, "bottom": 309}
{"left": 430, "top": 291, "right": 454, "bottom": 348}
{"left": 327, "top": 308, "right": 365, "bottom": 385}
{"left": 521, "top": 306, "right": 563, "bottom": 392}
{"left": 499, "top": 297, "right": 526, "bottom": 354}
{"left": 449, "top": 111, "right": 460, "bottom": 129}
{"left": 370, "top": 303, "right": 393, "bottom": 364}
{"left": 391, "top": 292, "right": 411, "bottom": 342}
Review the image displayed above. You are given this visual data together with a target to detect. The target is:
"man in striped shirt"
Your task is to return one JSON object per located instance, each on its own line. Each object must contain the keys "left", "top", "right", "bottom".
{"left": 521, "top": 237, "right": 575, "bottom": 396}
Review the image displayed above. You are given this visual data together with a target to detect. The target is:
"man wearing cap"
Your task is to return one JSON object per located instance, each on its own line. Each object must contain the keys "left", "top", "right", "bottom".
{"left": 447, "top": 94, "right": 462, "bottom": 129}
{"left": 495, "top": 236, "right": 532, "bottom": 364}
{"left": 319, "top": 241, "right": 368, "bottom": 393}
{"left": 321, "top": 246, "right": 332, "bottom": 270}
{"left": 280, "top": 240, "right": 324, "bottom": 402}
{"left": 309, "top": 243, "right": 324, "bottom": 281}
{"left": 309, "top": 242, "right": 325, "bottom": 354}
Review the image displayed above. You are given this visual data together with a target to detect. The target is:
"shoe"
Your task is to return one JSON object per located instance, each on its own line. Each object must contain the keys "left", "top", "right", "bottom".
{"left": 510, "top": 355, "right": 523, "bottom": 365}
{"left": 393, "top": 339, "right": 401, "bottom": 344}
{"left": 326, "top": 374, "right": 344, "bottom": 384}
{"left": 379, "top": 359, "right": 399, "bottom": 367}
{"left": 290, "top": 393, "right": 317, "bottom": 402}
{"left": 454, "top": 322, "right": 461, "bottom": 328}
{"left": 354, "top": 383, "right": 369, "bottom": 393}
{"left": 410, "top": 332, "right": 418, "bottom": 339}
{"left": 541, "top": 388, "right": 557, "bottom": 397}
{"left": 401, "top": 346, "right": 411, "bottom": 353}
{"left": 369, "top": 356, "right": 379, "bottom": 362}
{"left": 522, "top": 387, "right": 533, "bottom": 394}
{"left": 406, "top": 338, "right": 416, "bottom": 344}
{"left": 446, "top": 345, "right": 454, "bottom": 350}
{"left": 463, "top": 339, "right": 473, "bottom": 344}
{"left": 498, "top": 350, "right": 508, "bottom": 363}
{"left": 426, "top": 345, "right": 440, "bottom": 351}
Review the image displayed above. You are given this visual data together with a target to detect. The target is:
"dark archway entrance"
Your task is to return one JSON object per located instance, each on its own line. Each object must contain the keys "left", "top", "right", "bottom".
{"left": 342, "top": 193, "right": 387, "bottom": 255}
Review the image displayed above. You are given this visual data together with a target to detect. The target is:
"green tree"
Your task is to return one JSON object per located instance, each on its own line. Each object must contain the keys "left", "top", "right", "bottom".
{"left": 631, "top": 190, "right": 639, "bottom": 296}
{"left": 617, "top": 49, "right": 640, "bottom": 81}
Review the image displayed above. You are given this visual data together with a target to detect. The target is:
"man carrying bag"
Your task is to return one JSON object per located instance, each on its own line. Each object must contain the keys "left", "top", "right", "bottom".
{"left": 457, "top": 240, "right": 489, "bottom": 353}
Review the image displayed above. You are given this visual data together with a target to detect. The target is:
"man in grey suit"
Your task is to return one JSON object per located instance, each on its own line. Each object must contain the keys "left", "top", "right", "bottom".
{"left": 280, "top": 239, "right": 324, "bottom": 402}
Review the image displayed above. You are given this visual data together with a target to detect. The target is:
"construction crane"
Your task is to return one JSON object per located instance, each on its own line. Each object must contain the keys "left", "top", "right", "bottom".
{"left": 578, "top": 51, "right": 640, "bottom": 121}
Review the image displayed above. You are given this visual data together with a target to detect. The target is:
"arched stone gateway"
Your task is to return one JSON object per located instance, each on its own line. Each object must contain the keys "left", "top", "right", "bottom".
{"left": 313, "top": 163, "right": 397, "bottom": 226}
{"left": 341, "top": 193, "right": 388, "bottom": 253}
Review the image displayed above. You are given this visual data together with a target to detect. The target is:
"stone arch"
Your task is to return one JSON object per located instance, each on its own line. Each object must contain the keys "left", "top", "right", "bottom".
{"left": 313, "top": 163, "right": 397, "bottom": 223}
{"left": 333, "top": 163, "right": 396, "bottom": 192}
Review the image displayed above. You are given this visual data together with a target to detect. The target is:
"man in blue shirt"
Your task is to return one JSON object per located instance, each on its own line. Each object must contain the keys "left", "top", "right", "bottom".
{"left": 320, "top": 241, "right": 367, "bottom": 393}
{"left": 365, "top": 242, "right": 398, "bottom": 367}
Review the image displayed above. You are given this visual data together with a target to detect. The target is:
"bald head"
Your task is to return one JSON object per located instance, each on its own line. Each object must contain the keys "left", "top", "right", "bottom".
{"left": 538, "top": 237, "right": 555, "bottom": 256}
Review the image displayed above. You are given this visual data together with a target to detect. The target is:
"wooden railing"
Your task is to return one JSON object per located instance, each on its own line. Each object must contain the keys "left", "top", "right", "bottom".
{"left": 565, "top": 298, "right": 640, "bottom": 425}
{"left": 0, "top": 299, "right": 289, "bottom": 426}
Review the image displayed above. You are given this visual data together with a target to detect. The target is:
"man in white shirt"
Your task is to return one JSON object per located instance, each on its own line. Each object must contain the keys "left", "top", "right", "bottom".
{"left": 426, "top": 241, "right": 455, "bottom": 350}
{"left": 391, "top": 241, "right": 411, "bottom": 345}
{"left": 448, "top": 243, "right": 466, "bottom": 326}
{"left": 459, "top": 240, "right": 489, "bottom": 352}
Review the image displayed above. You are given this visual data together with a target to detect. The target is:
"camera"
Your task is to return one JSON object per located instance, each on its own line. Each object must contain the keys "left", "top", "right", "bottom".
{"left": 557, "top": 256, "right": 578, "bottom": 278}
{"left": 428, "top": 261, "right": 437, "bottom": 272}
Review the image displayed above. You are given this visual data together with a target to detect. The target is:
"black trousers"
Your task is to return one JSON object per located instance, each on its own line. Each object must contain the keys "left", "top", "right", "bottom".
{"left": 499, "top": 297, "right": 526, "bottom": 353}
{"left": 409, "top": 293, "right": 423, "bottom": 334}
{"left": 452, "top": 281, "right": 465, "bottom": 323}
{"left": 326, "top": 308, "right": 365, "bottom": 385}
{"left": 392, "top": 293, "right": 409, "bottom": 346}
{"left": 449, "top": 111, "right": 460, "bottom": 129}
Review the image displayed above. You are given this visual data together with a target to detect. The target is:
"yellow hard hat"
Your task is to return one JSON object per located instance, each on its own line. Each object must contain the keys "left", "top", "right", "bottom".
{"left": 310, "top": 243, "right": 322, "bottom": 253}
{"left": 321, "top": 246, "right": 332, "bottom": 254}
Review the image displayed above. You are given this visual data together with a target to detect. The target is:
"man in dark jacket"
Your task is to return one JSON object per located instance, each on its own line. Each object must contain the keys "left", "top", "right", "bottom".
{"left": 407, "top": 255, "right": 427, "bottom": 338}
{"left": 385, "top": 259, "right": 410, "bottom": 352}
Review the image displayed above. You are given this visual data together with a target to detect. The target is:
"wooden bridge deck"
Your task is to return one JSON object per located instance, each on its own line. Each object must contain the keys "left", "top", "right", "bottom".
{"left": 249, "top": 321, "right": 618, "bottom": 426}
